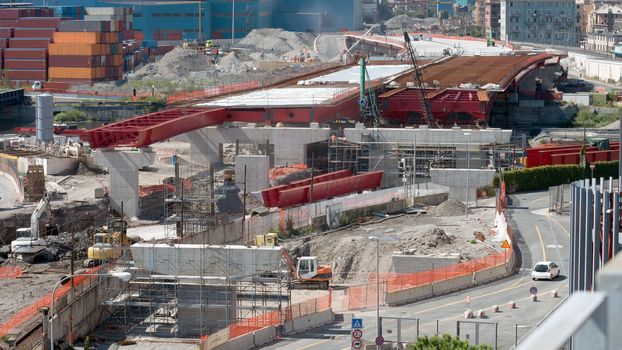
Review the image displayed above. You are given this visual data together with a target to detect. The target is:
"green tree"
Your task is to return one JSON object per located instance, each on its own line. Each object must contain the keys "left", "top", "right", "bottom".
{"left": 54, "top": 109, "right": 89, "bottom": 123}
{"left": 410, "top": 334, "right": 493, "bottom": 350}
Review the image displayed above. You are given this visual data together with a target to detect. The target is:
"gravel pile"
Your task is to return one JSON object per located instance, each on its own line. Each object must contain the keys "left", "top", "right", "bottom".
{"left": 240, "top": 28, "right": 315, "bottom": 55}
{"left": 131, "top": 47, "right": 212, "bottom": 80}
{"left": 428, "top": 199, "right": 468, "bottom": 217}
{"left": 218, "top": 52, "right": 254, "bottom": 74}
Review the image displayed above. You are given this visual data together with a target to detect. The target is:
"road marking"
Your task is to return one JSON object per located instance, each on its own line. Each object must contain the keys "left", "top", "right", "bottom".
{"left": 297, "top": 339, "right": 332, "bottom": 350}
{"left": 510, "top": 276, "right": 525, "bottom": 287}
{"left": 532, "top": 196, "right": 548, "bottom": 204}
{"left": 414, "top": 280, "right": 533, "bottom": 315}
{"left": 534, "top": 224, "right": 547, "bottom": 260}
{"left": 546, "top": 244, "right": 563, "bottom": 249}
{"left": 546, "top": 215, "right": 570, "bottom": 237}
{"left": 437, "top": 283, "right": 569, "bottom": 323}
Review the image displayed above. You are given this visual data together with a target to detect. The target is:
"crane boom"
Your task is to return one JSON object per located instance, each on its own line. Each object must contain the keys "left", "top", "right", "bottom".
{"left": 403, "top": 31, "right": 435, "bottom": 128}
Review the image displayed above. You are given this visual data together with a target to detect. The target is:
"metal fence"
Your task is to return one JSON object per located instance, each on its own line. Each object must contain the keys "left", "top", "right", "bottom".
{"left": 548, "top": 184, "right": 571, "bottom": 214}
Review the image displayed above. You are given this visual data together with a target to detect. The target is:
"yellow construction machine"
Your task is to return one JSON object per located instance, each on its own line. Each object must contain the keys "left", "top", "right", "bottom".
{"left": 83, "top": 219, "right": 135, "bottom": 267}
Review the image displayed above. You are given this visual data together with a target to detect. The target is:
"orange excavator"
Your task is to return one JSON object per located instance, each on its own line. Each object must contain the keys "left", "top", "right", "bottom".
{"left": 281, "top": 249, "right": 332, "bottom": 290}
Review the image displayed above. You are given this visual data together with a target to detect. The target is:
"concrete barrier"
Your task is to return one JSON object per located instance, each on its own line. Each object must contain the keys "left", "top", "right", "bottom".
{"left": 282, "top": 309, "right": 334, "bottom": 335}
{"left": 253, "top": 326, "right": 277, "bottom": 347}
{"left": 211, "top": 332, "right": 255, "bottom": 350}
{"left": 386, "top": 257, "right": 515, "bottom": 306}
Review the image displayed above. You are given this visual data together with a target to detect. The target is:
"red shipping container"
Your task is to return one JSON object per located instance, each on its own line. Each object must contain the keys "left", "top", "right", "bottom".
{"left": 4, "top": 59, "right": 47, "bottom": 70}
{"left": 49, "top": 55, "right": 97, "bottom": 67}
{"left": 0, "top": 28, "right": 13, "bottom": 38}
{"left": 0, "top": 39, "right": 7, "bottom": 49}
{"left": 9, "top": 38, "right": 51, "bottom": 49}
{"left": 0, "top": 9, "right": 31, "bottom": 19}
{"left": 14, "top": 28, "right": 56, "bottom": 39}
{"left": 5, "top": 48, "right": 47, "bottom": 59}
{"left": 0, "top": 20, "right": 18, "bottom": 27}
{"left": 7, "top": 69, "right": 47, "bottom": 81}
{"left": 18, "top": 17, "right": 62, "bottom": 28}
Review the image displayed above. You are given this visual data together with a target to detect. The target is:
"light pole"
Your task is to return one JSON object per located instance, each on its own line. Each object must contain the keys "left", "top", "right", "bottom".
{"left": 231, "top": 0, "right": 235, "bottom": 45}
{"left": 413, "top": 131, "right": 417, "bottom": 197}
{"left": 49, "top": 272, "right": 131, "bottom": 350}
{"left": 368, "top": 235, "right": 395, "bottom": 350}
{"left": 464, "top": 132, "right": 472, "bottom": 220}
{"left": 590, "top": 163, "right": 596, "bottom": 179}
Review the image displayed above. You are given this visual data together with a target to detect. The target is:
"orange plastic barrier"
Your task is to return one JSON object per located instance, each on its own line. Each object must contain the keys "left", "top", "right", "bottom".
{"left": 0, "top": 266, "right": 102, "bottom": 336}
{"left": 0, "top": 267, "right": 23, "bottom": 278}
{"left": 166, "top": 81, "right": 261, "bottom": 105}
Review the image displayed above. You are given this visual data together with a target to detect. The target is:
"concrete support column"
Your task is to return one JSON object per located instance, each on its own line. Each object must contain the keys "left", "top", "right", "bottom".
{"left": 93, "top": 148, "right": 155, "bottom": 218}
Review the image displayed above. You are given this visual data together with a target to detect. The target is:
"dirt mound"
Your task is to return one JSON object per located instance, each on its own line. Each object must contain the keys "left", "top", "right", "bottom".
{"left": 411, "top": 228, "right": 454, "bottom": 248}
{"left": 240, "top": 28, "right": 315, "bottom": 55}
{"left": 132, "top": 47, "right": 211, "bottom": 79}
{"left": 429, "top": 199, "right": 467, "bottom": 217}
{"left": 218, "top": 52, "right": 253, "bottom": 74}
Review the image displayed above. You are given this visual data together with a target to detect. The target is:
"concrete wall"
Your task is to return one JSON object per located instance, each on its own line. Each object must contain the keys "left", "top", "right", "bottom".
{"left": 282, "top": 309, "right": 335, "bottom": 335}
{"left": 385, "top": 252, "right": 514, "bottom": 306}
{"left": 562, "top": 93, "right": 593, "bottom": 106}
{"left": 344, "top": 124, "right": 512, "bottom": 149}
{"left": 207, "top": 326, "right": 277, "bottom": 350}
{"left": 16, "top": 156, "right": 79, "bottom": 175}
{"left": 392, "top": 254, "right": 461, "bottom": 274}
{"left": 235, "top": 155, "right": 270, "bottom": 192}
{"left": 430, "top": 168, "right": 495, "bottom": 203}
{"left": 179, "top": 123, "right": 331, "bottom": 166}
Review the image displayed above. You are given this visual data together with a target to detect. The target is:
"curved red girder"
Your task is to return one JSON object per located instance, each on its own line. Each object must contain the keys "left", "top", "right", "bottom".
{"left": 84, "top": 108, "right": 228, "bottom": 149}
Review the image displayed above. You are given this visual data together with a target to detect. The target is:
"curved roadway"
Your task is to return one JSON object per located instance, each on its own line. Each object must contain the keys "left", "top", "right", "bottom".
{"left": 261, "top": 191, "right": 570, "bottom": 350}
{"left": 0, "top": 174, "right": 18, "bottom": 210}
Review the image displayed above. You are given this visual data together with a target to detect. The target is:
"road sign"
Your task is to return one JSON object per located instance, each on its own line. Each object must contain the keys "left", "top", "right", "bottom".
{"left": 352, "top": 329, "right": 362, "bottom": 339}
{"left": 530, "top": 286, "right": 538, "bottom": 295}
{"left": 501, "top": 240, "right": 511, "bottom": 249}
{"left": 352, "top": 318, "right": 363, "bottom": 329}
{"left": 352, "top": 339, "right": 363, "bottom": 349}
{"left": 375, "top": 336, "right": 385, "bottom": 346}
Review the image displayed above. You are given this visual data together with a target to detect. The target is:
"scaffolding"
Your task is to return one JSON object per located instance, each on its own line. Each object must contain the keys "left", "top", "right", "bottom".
{"left": 99, "top": 245, "right": 291, "bottom": 339}
{"left": 163, "top": 155, "right": 226, "bottom": 239}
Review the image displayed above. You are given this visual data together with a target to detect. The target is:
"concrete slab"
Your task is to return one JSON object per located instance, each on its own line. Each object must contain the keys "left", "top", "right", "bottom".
{"left": 196, "top": 87, "right": 348, "bottom": 107}
{"left": 305, "top": 64, "right": 411, "bottom": 84}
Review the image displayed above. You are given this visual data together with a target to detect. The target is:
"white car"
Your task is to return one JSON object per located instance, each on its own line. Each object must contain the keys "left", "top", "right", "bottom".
{"left": 531, "top": 261, "right": 560, "bottom": 281}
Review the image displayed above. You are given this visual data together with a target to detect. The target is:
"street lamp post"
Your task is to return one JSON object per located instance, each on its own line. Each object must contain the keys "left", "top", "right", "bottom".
{"left": 368, "top": 235, "right": 396, "bottom": 350}
{"left": 590, "top": 163, "right": 596, "bottom": 180}
{"left": 49, "top": 272, "right": 131, "bottom": 350}
{"left": 464, "top": 132, "right": 472, "bottom": 220}
{"left": 231, "top": 0, "right": 235, "bottom": 45}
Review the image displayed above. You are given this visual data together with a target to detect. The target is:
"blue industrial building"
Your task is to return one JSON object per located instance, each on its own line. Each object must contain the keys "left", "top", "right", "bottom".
{"left": 27, "top": 0, "right": 364, "bottom": 41}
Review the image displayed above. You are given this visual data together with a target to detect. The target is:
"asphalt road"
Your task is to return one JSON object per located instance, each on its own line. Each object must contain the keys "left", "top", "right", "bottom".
{"left": 261, "top": 191, "right": 570, "bottom": 349}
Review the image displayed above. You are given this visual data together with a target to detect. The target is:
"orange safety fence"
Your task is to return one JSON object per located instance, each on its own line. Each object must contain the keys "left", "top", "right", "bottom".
{"left": 0, "top": 267, "right": 23, "bottom": 278}
{"left": 0, "top": 266, "right": 102, "bottom": 336}
{"left": 166, "top": 80, "right": 261, "bottom": 105}
{"left": 229, "top": 310, "right": 280, "bottom": 339}
{"left": 285, "top": 294, "right": 331, "bottom": 320}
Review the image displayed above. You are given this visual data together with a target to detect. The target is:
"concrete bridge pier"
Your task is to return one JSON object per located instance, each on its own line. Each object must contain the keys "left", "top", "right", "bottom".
{"left": 93, "top": 148, "right": 156, "bottom": 218}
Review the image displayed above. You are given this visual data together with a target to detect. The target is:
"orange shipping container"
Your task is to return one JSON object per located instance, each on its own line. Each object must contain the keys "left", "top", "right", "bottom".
{"left": 48, "top": 67, "right": 105, "bottom": 79}
{"left": 49, "top": 43, "right": 103, "bottom": 56}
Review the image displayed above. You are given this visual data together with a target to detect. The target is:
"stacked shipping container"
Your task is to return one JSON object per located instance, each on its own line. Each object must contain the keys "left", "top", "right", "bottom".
{"left": 49, "top": 24, "right": 123, "bottom": 82}
{"left": 0, "top": 9, "right": 59, "bottom": 83}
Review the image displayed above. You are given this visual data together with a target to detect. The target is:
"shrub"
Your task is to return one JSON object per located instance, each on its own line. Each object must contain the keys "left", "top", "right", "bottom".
{"left": 54, "top": 109, "right": 88, "bottom": 123}
{"left": 494, "top": 161, "right": 619, "bottom": 193}
{"left": 410, "top": 334, "right": 492, "bottom": 350}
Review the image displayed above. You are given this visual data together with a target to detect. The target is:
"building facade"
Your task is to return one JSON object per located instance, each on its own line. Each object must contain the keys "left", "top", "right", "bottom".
{"left": 484, "top": 0, "right": 501, "bottom": 38}
{"left": 585, "top": 5, "right": 622, "bottom": 53}
{"left": 500, "top": 0, "right": 577, "bottom": 46}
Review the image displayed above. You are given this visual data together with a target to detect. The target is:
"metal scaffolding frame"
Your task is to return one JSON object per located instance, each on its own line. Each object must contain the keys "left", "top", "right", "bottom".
{"left": 99, "top": 245, "right": 291, "bottom": 339}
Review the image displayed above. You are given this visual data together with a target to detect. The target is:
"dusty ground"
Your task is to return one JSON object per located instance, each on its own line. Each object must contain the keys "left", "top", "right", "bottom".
{"left": 0, "top": 263, "right": 64, "bottom": 324}
{"left": 283, "top": 198, "right": 496, "bottom": 285}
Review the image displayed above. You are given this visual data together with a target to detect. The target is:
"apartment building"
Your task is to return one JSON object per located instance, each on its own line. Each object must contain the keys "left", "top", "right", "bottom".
{"left": 500, "top": 0, "right": 577, "bottom": 45}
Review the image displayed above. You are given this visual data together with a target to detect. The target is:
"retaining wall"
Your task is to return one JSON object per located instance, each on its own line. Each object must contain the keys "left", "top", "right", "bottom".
{"left": 385, "top": 254, "right": 514, "bottom": 306}
{"left": 282, "top": 309, "right": 335, "bottom": 335}
{"left": 206, "top": 326, "right": 278, "bottom": 350}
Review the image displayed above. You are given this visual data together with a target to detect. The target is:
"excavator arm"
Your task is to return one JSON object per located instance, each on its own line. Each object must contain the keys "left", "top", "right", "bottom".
{"left": 30, "top": 192, "right": 51, "bottom": 239}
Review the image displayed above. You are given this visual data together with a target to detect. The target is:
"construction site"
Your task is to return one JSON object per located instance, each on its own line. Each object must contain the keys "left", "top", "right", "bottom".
{"left": 0, "top": 8, "right": 573, "bottom": 348}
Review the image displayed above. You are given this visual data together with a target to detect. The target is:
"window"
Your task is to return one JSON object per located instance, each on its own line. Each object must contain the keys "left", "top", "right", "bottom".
{"left": 299, "top": 259, "right": 310, "bottom": 273}
{"left": 510, "top": 1, "right": 513, "bottom": 6}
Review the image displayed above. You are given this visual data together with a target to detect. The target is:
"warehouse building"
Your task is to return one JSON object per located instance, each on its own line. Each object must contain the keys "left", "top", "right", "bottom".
{"left": 29, "top": 0, "right": 368, "bottom": 41}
